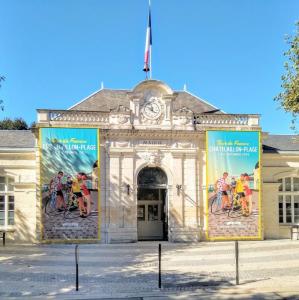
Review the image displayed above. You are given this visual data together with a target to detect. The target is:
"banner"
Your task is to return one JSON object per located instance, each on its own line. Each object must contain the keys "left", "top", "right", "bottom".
{"left": 206, "top": 130, "right": 261, "bottom": 240}
{"left": 40, "top": 128, "right": 99, "bottom": 240}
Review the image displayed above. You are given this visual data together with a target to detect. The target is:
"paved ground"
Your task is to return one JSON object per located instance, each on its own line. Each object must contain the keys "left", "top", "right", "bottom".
{"left": 208, "top": 191, "right": 259, "bottom": 238}
{"left": 42, "top": 190, "right": 99, "bottom": 240}
{"left": 1, "top": 240, "right": 299, "bottom": 299}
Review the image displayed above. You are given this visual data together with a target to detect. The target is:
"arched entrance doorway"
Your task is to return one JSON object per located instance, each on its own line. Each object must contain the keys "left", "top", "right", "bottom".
{"left": 137, "top": 167, "right": 168, "bottom": 241}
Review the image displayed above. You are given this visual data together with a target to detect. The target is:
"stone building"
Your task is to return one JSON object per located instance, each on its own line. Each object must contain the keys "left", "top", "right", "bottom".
{"left": 0, "top": 130, "right": 36, "bottom": 242}
{"left": 1, "top": 79, "right": 298, "bottom": 243}
{"left": 262, "top": 134, "right": 299, "bottom": 239}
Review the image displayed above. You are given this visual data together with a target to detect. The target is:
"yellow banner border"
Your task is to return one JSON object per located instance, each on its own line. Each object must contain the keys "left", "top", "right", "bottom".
{"left": 205, "top": 129, "right": 262, "bottom": 241}
{"left": 39, "top": 127, "right": 101, "bottom": 243}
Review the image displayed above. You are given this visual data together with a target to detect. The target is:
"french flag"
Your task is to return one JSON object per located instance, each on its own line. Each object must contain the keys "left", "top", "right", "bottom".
{"left": 143, "top": 1, "right": 152, "bottom": 73}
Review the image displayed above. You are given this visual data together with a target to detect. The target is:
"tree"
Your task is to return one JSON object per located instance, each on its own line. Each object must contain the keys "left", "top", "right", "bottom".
{"left": 275, "top": 21, "right": 299, "bottom": 130}
{"left": 0, "top": 117, "right": 29, "bottom": 130}
{"left": 0, "top": 76, "right": 4, "bottom": 111}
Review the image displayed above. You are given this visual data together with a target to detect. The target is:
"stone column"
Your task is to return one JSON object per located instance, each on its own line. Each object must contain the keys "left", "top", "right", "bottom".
{"left": 108, "top": 152, "right": 121, "bottom": 229}
{"left": 199, "top": 149, "right": 206, "bottom": 240}
{"left": 132, "top": 98, "right": 140, "bottom": 126}
{"left": 105, "top": 151, "right": 121, "bottom": 243}
{"left": 162, "top": 96, "right": 172, "bottom": 127}
{"left": 169, "top": 153, "right": 184, "bottom": 241}
{"left": 120, "top": 152, "right": 137, "bottom": 241}
{"left": 183, "top": 154, "right": 198, "bottom": 232}
{"left": 263, "top": 182, "right": 280, "bottom": 239}
{"left": 105, "top": 149, "right": 137, "bottom": 243}
{"left": 35, "top": 132, "right": 42, "bottom": 242}
{"left": 14, "top": 184, "right": 36, "bottom": 242}
{"left": 99, "top": 140, "right": 107, "bottom": 243}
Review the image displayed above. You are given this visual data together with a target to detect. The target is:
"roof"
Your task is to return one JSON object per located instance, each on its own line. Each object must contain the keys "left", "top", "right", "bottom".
{"left": 69, "top": 88, "right": 221, "bottom": 114}
{"left": 69, "top": 89, "right": 130, "bottom": 112}
{"left": 263, "top": 135, "right": 299, "bottom": 153}
{"left": 0, "top": 130, "right": 35, "bottom": 149}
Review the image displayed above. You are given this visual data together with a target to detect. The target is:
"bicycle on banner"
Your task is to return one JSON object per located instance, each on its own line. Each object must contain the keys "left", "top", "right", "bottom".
{"left": 42, "top": 171, "right": 97, "bottom": 219}
{"left": 209, "top": 172, "right": 254, "bottom": 218}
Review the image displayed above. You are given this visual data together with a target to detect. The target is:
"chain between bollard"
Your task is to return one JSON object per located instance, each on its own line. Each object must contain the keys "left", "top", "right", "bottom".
{"left": 235, "top": 241, "right": 239, "bottom": 285}
{"left": 75, "top": 244, "right": 79, "bottom": 291}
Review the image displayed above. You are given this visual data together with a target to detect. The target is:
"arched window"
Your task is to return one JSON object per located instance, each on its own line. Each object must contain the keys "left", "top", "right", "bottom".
{"left": 0, "top": 176, "right": 14, "bottom": 227}
{"left": 137, "top": 167, "right": 167, "bottom": 188}
{"left": 278, "top": 177, "right": 299, "bottom": 224}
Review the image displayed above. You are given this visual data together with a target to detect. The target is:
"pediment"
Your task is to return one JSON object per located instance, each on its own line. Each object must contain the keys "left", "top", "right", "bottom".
{"left": 174, "top": 106, "right": 194, "bottom": 114}
{"left": 132, "top": 80, "right": 173, "bottom": 97}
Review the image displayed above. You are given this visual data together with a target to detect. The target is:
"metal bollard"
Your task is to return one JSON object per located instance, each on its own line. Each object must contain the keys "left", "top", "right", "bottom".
{"left": 158, "top": 243, "right": 161, "bottom": 288}
{"left": 75, "top": 245, "right": 79, "bottom": 291}
{"left": 235, "top": 241, "right": 239, "bottom": 285}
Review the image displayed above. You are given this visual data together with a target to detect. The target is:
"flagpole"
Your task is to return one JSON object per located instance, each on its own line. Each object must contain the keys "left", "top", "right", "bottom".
{"left": 150, "top": 45, "right": 152, "bottom": 79}
{"left": 149, "top": 0, "right": 152, "bottom": 79}
{"left": 143, "top": 0, "right": 151, "bottom": 80}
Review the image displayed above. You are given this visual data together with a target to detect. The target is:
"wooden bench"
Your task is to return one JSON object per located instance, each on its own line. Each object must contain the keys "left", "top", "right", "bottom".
{"left": 0, "top": 229, "right": 15, "bottom": 246}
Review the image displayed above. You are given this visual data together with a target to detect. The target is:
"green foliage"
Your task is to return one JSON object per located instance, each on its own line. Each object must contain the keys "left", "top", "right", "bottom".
{"left": 0, "top": 117, "right": 29, "bottom": 130}
{"left": 0, "top": 76, "right": 4, "bottom": 111}
{"left": 275, "top": 21, "right": 299, "bottom": 130}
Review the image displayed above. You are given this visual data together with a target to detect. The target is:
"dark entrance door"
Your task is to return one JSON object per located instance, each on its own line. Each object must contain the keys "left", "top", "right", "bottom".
{"left": 137, "top": 167, "right": 168, "bottom": 241}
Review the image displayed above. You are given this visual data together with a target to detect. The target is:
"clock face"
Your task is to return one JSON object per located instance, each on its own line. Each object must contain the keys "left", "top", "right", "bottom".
{"left": 143, "top": 101, "right": 162, "bottom": 119}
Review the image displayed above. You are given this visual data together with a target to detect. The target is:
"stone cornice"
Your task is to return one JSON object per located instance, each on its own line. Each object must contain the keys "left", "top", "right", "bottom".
{"left": 263, "top": 152, "right": 299, "bottom": 157}
{"left": 0, "top": 165, "right": 36, "bottom": 169}
{"left": 14, "top": 183, "right": 36, "bottom": 189}
{"left": 101, "top": 129, "right": 205, "bottom": 139}
{"left": 262, "top": 182, "right": 281, "bottom": 187}
{"left": 0, "top": 148, "right": 36, "bottom": 154}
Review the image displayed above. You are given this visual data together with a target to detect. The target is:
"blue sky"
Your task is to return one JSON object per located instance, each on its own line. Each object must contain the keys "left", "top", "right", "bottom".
{"left": 0, "top": 0, "right": 298, "bottom": 133}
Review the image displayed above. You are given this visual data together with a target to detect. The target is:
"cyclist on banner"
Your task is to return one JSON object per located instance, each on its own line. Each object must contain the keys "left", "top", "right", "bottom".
{"left": 214, "top": 172, "right": 230, "bottom": 210}
{"left": 72, "top": 173, "right": 86, "bottom": 218}
{"left": 230, "top": 177, "right": 240, "bottom": 210}
{"left": 80, "top": 173, "right": 92, "bottom": 217}
{"left": 243, "top": 173, "right": 252, "bottom": 216}
{"left": 49, "top": 171, "right": 66, "bottom": 211}
{"left": 236, "top": 174, "right": 248, "bottom": 216}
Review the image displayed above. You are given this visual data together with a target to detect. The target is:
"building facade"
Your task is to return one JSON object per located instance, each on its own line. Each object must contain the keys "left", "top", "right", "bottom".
{"left": 1, "top": 79, "right": 298, "bottom": 243}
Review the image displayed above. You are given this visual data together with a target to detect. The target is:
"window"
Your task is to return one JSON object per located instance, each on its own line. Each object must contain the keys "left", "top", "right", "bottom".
{"left": 0, "top": 176, "right": 15, "bottom": 227}
{"left": 278, "top": 177, "right": 299, "bottom": 224}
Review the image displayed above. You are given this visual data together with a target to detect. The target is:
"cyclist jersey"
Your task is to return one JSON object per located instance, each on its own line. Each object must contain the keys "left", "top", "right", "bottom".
{"left": 244, "top": 184, "right": 252, "bottom": 196}
{"left": 236, "top": 179, "right": 244, "bottom": 193}
{"left": 50, "top": 175, "right": 63, "bottom": 192}
{"left": 80, "top": 182, "right": 90, "bottom": 196}
{"left": 216, "top": 178, "right": 227, "bottom": 192}
{"left": 72, "top": 178, "right": 81, "bottom": 193}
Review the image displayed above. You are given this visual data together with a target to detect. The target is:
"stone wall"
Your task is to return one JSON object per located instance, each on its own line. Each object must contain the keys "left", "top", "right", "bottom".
{"left": 262, "top": 152, "right": 299, "bottom": 239}
{"left": 0, "top": 151, "right": 36, "bottom": 242}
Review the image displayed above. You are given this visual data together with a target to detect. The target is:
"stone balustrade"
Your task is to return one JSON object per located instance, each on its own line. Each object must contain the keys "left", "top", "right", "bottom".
{"left": 194, "top": 114, "right": 260, "bottom": 128}
{"left": 37, "top": 109, "right": 110, "bottom": 126}
{"left": 37, "top": 109, "right": 260, "bottom": 129}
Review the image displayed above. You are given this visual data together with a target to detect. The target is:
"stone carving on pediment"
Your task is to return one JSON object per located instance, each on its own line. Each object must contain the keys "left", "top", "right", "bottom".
{"left": 115, "top": 105, "right": 130, "bottom": 112}
{"left": 143, "top": 89, "right": 161, "bottom": 100}
{"left": 172, "top": 107, "right": 194, "bottom": 126}
{"left": 177, "top": 142, "right": 193, "bottom": 149}
{"left": 109, "top": 114, "right": 130, "bottom": 125}
{"left": 115, "top": 141, "right": 130, "bottom": 148}
{"left": 175, "top": 106, "right": 194, "bottom": 114}
{"left": 139, "top": 151, "right": 163, "bottom": 167}
{"left": 173, "top": 115, "right": 193, "bottom": 126}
